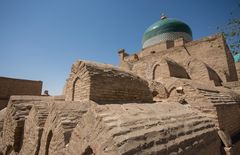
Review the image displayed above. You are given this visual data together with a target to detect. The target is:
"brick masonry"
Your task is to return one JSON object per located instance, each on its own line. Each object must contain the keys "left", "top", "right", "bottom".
{"left": 0, "top": 77, "right": 42, "bottom": 110}
{"left": 65, "top": 60, "right": 153, "bottom": 103}
{"left": 120, "top": 34, "right": 238, "bottom": 84}
{"left": 0, "top": 33, "right": 240, "bottom": 155}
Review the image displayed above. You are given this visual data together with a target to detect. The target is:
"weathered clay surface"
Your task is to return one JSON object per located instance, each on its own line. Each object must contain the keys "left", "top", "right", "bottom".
{"left": 65, "top": 60, "right": 153, "bottom": 103}
{"left": 65, "top": 102, "right": 220, "bottom": 155}
{"left": 0, "top": 96, "right": 63, "bottom": 155}
{"left": 19, "top": 102, "right": 50, "bottom": 155}
{"left": 0, "top": 34, "right": 240, "bottom": 155}
{"left": 38, "top": 101, "right": 89, "bottom": 155}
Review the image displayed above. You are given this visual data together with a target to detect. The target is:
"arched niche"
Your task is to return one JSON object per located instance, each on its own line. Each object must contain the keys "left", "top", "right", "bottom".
{"left": 153, "top": 64, "right": 161, "bottom": 81}
{"left": 152, "top": 58, "right": 190, "bottom": 82}
{"left": 187, "top": 59, "right": 222, "bottom": 86}
{"left": 72, "top": 77, "right": 82, "bottom": 101}
{"left": 82, "top": 146, "right": 94, "bottom": 155}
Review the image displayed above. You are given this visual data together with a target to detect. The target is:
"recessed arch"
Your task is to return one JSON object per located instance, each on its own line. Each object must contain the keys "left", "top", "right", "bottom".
{"left": 82, "top": 146, "right": 94, "bottom": 155}
{"left": 72, "top": 77, "right": 81, "bottom": 101}
{"left": 153, "top": 64, "right": 161, "bottom": 80}
{"left": 152, "top": 58, "right": 190, "bottom": 81}
{"left": 187, "top": 59, "right": 222, "bottom": 86}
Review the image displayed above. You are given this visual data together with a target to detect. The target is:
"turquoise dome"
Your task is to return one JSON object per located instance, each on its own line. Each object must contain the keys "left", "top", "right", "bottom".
{"left": 234, "top": 53, "right": 240, "bottom": 62}
{"left": 142, "top": 17, "right": 192, "bottom": 48}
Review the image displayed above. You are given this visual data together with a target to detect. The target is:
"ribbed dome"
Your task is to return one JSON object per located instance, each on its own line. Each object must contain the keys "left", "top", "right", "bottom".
{"left": 142, "top": 17, "right": 192, "bottom": 48}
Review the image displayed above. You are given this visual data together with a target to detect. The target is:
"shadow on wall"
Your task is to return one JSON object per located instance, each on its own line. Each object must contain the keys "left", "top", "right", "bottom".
{"left": 187, "top": 59, "right": 222, "bottom": 86}
{"left": 45, "top": 130, "right": 53, "bottom": 155}
{"left": 152, "top": 57, "right": 190, "bottom": 81}
{"left": 82, "top": 146, "right": 94, "bottom": 155}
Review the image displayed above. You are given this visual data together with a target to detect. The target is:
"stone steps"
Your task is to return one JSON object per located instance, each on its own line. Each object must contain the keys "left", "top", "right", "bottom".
{"left": 198, "top": 89, "right": 237, "bottom": 105}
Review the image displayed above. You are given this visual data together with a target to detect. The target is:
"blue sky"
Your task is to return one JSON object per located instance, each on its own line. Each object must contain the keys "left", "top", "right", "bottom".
{"left": 0, "top": 0, "right": 239, "bottom": 95}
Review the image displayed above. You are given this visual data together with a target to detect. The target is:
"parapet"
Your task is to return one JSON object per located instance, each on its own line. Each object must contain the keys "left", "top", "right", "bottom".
{"left": 0, "top": 77, "right": 42, "bottom": 98}
{"left": 138, "top": 40, "right": 175, "bottom": 58}
{"left": 65, "top": 60, "right": 153, "bottom": 103}
{"left": 174, "top": 37, "right": 187, "bottom": 47}
{"left": 0, "top": 77, "right": 42, "bottom": 110}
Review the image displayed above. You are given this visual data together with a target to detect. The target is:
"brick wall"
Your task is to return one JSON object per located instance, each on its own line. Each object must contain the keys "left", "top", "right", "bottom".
{"left": 120, "top": 34, "right": 238, "bottom": 83}
{"left": 131, "top": 57, "right": 190, "bottom": 82}
{"left": 72, "top": 77, "right": 90, "bottom": 101}
{"left": 0, "top": 77, "right": 42, "bottom": 99}
{"left": 89, "top": 71, "right": 152, "bottom": 103}
{"left": 0, "top": 100, "right": 8, "bottom": 111}
{"left": 0, "top": 77, "right": 42, "bottom": 110}
{"left": 64, "top": 61, "right": 91, "bottom": 101}
{"left": 216, "top": 104, "right": 240, "bottom": 137}
{"left": 65, "top": 60, "right": 153, "bottom": 103}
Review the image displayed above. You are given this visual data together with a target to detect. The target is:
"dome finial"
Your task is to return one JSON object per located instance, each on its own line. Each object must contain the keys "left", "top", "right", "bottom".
{"left": 161, "top": 13, "right": 167, "bottom": 20}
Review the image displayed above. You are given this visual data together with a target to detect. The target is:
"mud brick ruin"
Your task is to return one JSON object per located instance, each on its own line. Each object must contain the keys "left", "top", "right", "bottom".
{"left": 0, "top": 16, "right": 240, "bottom": 155}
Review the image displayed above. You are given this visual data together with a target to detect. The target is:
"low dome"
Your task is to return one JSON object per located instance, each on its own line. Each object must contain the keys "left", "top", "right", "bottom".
{"left": 142, "top": 17, "right": 192, "bottom": 48}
